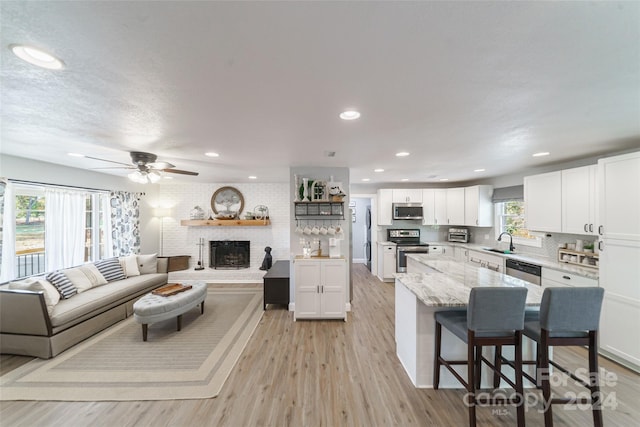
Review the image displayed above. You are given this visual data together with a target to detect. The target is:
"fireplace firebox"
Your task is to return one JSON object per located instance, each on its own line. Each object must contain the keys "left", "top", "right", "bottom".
{"left": 210, "top": 241, "right": 250, "bottom": 269}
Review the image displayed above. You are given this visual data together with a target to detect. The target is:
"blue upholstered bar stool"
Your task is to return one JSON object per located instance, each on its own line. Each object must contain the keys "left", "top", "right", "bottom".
{"left": 434, "top": 287, "right": 528, "bottom": 427}
{"left": 522, "top": 287, "right": 605, "bottom": 427}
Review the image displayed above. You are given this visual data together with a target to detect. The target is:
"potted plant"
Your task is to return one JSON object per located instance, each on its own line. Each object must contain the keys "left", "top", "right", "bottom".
{"left": 583, "top": 243, "right": 594, "bottom": 253}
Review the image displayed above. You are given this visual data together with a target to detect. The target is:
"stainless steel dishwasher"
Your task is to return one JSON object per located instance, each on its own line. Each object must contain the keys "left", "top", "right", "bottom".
{"left": 505, "top": 259, "right": 542, "bottom": 285}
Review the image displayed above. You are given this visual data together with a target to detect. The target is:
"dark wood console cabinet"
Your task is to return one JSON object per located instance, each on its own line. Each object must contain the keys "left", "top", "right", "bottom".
{"left": 263, "top": 260, "right": 290, "bottom": 310}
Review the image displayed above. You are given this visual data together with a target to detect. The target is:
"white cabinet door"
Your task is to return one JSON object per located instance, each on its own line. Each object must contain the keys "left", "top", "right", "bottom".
{"left": 320, "top": 260, "right": 347, "bottom": 318}
{"left": 562, "top": 165, "right": 597, "bottom": 235}
{"left": 599, "top": 152, "right": 640, "bottom": 241}
{"left": 525, "top": 171, "right": 562, "bottom": 232}
{"left": 598, "top": 151, "right": 640, "bottom": 368}
{"left": 392, "top": 189, "right": 423, "bottom": 203}
{"left": 377, "top": 189, "right": 393, "bottom": 225}
{"left": 434, "top": 189, "right": 447, "bottom": 226}
{"left": 294, "top": 261, "right": 322, "bottom": 318}
{"left": 464, "top": 185, "right": 494, "bottom": 227}
{"left": 422, "top": 189, "right": 436, "bottom": 225}
{"left": 454, "top": 246, "right": 468, "bottom": 262}
{"left": 382, "top": 246, "right": 396, "bottom": 282}
{"left": 446, "top": 188, "right": 465, "bottom": 225}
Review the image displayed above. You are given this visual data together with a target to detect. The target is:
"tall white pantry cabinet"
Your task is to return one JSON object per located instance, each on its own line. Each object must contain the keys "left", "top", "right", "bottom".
{"left": 598, "top": 151, "right": 640, "bottom": 371}
{"left": 293, "top": 258, "right": 347, "bottom": 320}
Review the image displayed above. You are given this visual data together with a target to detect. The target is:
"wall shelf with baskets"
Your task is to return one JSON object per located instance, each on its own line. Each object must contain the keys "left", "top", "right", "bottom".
{"left": 294, "top": 202, "right": 344, "bottom": 219}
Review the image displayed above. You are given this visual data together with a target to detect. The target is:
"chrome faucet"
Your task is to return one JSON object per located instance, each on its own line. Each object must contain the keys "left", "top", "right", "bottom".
{"left": 498, "top": 232, "right": 515, "bottom": 252}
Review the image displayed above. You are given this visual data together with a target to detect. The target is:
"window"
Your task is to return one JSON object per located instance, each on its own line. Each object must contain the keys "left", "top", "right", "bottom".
{"left": 495, "top": 200, "right": 542, "bottom": 247}
{"left": 13, "top": 184, "right": 110, "bottom": 278}
{"left": 15, "top": 189, "right": 46, "bottom": 277}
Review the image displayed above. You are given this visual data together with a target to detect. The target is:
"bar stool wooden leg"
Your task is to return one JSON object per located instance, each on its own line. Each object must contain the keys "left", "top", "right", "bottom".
{"left": 493, "top": 345, "right": 502, "bottom": 388}
{"left": 434, "top": 321, "right": 442, "bottom": 390}
{"left": 467, "top": 332, "right": 477, "bottom": 427}
{"left": 515, "top": 331, "right": 525, "bottom": 427}
{"left": 589, "top": 331, "right": 603, "bottom": 427}
{"left": 475, "top": 346, "right": 482, "bottom": 390}
{"left": 540, "top": 330, "right": 554, "bottom": 427}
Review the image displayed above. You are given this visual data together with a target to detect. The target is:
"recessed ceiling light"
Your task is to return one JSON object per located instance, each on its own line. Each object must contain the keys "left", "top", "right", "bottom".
{"left": 440, "top": 178, "right": 449, "bottom": 182}
{"left": 396, "top": 152, "right": 410, "bottom": 157}
{"left": 361, "top": 178, "right": 370, "bottom": 182}
{"left": 401, "top": 178, "right": 409, "bottom": 182}
{"left": 248, "top": 176, "right": 257, "bottom": 180}
{"left": 67, "top": 152, "right": 85, "bottom": 157}
{"left": 533, "top": 152, "right": 550, "bottom": 157}
{"left": 339, "top": 110, "right": 360, "bottom": 120}
{"left": 474, "top": 168, "right": 486, "bottom": 172}
{"left": 10, "top": 44, "right": 65, "bottom": 70}
{"left": 205, "top": 152, "right": 219, "bottom": 157}
{"left": 374, "top": 168, "right": 384, "bottom": 173}
{"left": 163, "top": 176, "right": 173, "bottom": 180}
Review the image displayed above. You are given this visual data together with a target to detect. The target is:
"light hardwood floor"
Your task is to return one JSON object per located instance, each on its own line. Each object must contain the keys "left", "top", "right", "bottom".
{"left": 1, "top": 264, "right": 638, "bottom": 426}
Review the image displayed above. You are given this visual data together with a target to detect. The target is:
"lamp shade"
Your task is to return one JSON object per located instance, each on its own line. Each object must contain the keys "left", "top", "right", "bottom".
{"left": 153, "top": 207, "right": 171, "bottom": 218}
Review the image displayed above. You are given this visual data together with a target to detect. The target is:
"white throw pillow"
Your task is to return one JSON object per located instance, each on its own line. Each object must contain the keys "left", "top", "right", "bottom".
{"left": 9, "top": 277, "right": 61, "bottom": 315}
{"left": 64, "top": 264, "right": 108, "bottom": 293}
{"left": 119, "top": 254, "right": 141, "bottom": 277}
{"left": 137, "top": 253, "right": 158, "bottom": 274}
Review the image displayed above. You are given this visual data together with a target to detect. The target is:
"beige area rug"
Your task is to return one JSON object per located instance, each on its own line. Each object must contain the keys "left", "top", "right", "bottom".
{"left": 0, "top": 287, "right": 263, "bottom": 401}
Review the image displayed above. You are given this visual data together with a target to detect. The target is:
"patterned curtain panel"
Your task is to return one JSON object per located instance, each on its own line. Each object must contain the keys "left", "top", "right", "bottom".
{"left": 109, "top": 191, "right": 142, "bottom": 256}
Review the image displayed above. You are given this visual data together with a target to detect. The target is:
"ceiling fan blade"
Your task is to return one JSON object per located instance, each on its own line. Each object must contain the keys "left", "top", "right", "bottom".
{"left": 162, "top": 168, "right": 199, "bottom": 176}
{"left": 90, "top": 166, "right": 135, "bottom": 170}
{"left": 148, "top": 161, "right": 175, "bottom": 169}
{"left": 84, "top": 155, "right": 132, "bottom": 167}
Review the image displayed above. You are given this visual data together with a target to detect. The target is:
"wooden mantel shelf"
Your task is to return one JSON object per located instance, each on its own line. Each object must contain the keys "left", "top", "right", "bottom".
{"left": 180, "top": 219, "right": 271, "bottom": 227}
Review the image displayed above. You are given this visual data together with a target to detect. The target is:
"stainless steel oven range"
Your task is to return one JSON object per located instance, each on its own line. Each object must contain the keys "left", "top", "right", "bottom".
{"left": 388, "top": 229, "right": 429, "bottom": 273}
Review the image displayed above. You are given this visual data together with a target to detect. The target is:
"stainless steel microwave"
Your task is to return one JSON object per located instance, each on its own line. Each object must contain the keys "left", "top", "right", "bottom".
{"left": 392, "top": 203, "right": 423, "bottom": 220}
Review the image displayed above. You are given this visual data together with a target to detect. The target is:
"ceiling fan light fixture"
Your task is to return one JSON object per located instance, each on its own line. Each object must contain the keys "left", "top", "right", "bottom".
{"left": 10, "top": 44, "right": 65, "bottom": 70}
{"left": 148, "top": 171, "right": 162, "bottom": 183}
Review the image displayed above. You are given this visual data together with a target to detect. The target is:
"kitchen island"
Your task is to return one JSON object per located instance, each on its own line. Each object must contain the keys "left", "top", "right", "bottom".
{"left": 395, "top": 255, "right": 544, "bottom": 388}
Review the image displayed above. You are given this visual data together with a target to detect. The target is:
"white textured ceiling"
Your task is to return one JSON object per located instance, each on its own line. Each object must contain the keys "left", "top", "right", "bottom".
{"left": 1, "top": 1, "right": 639, "bottom": 184}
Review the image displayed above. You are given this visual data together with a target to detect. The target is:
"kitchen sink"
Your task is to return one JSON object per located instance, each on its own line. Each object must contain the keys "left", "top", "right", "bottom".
{"left": 483, "top": 248, "right": 515, "bottom": 254}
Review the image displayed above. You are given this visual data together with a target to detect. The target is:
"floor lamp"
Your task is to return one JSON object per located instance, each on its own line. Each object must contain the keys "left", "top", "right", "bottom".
{"left": 153, "top": 207, "right": 171, "bottom": 256}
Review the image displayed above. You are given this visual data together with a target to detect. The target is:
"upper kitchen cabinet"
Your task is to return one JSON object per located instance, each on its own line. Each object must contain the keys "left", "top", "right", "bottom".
{"left": 392, "top": 189, "right": 423, "bottom": 204}
{"left": 446, "top": 188, "right": 465, "bottom": 225}
{"left": 423, "top": 188, "right": 447, "bottom": 225}
{"left": 561, "top": 165, "right": 597, "bottom": 235}
{"left": 524, "top": 171, "right": 562, "bottom": 232}
{"left": 377, "top": 189, "right": 393, "bottom": 225}
{"left": 464, "top": 185, "right": 493, "bottom": 227}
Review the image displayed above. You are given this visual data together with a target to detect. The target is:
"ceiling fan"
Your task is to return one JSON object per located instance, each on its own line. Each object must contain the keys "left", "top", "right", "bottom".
{"left": 88, "top": 151, "right": 199, "bottom": 183}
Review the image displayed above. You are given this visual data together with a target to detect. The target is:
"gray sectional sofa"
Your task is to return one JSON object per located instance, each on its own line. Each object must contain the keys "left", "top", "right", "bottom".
{"left": 0, "top": 257, "right": 168, "bottom": 359}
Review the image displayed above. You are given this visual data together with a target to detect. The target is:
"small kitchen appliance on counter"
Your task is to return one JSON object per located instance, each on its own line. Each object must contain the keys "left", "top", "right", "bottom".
{"left": 329, "top": 238, "right": 342, "bottom": 258}
{"left": 447, "top": 228, "right": 469, "bottom": 243}
{"left": 388, "top": 229, "right": 429, "bottom": 273}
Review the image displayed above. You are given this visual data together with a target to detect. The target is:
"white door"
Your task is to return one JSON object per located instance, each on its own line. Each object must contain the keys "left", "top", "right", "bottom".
{"left": 377, "top": 189, "right": 393, "bottom": 225}
{"left": 446, "top": 188, "right": 465, "bottom": 225}
{"left": 562, "top": 165, "right": 596, "bottom": 235}
{"left": 422, "top": 189, "right": 436, "bottom": 225}
{"left": 434, "top": 189, "right": 447, "bottom": 225}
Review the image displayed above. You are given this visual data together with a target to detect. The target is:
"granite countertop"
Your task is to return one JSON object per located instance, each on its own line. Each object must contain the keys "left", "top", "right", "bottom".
{"left": 420, "top": 241, "right": 599, "bottom": 280}
{"left": 377, "top": 241, "right": 397, "bottom": 246}
{"left": 397, "top": 257, "right": 545, "bottom": 308}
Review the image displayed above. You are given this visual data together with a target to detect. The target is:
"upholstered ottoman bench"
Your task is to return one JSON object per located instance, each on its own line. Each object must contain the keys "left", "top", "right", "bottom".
{"left": 133, "top": 282, "right": 207, "bottom": 341}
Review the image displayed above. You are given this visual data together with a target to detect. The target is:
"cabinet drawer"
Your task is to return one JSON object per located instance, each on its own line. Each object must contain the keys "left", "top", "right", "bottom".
{"left": 541, "top": 268, "right": 598, "bottom": 287}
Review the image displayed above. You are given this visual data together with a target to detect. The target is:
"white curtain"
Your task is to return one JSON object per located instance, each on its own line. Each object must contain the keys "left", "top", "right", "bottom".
{"left": 45, "top": 188, "right": 87, "bottom": 271}
{"left": 101, "top": 194, "right": 114, "bottom": 258}
{"left": 0, "top": 180, "right": 16, "bottom": 282}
